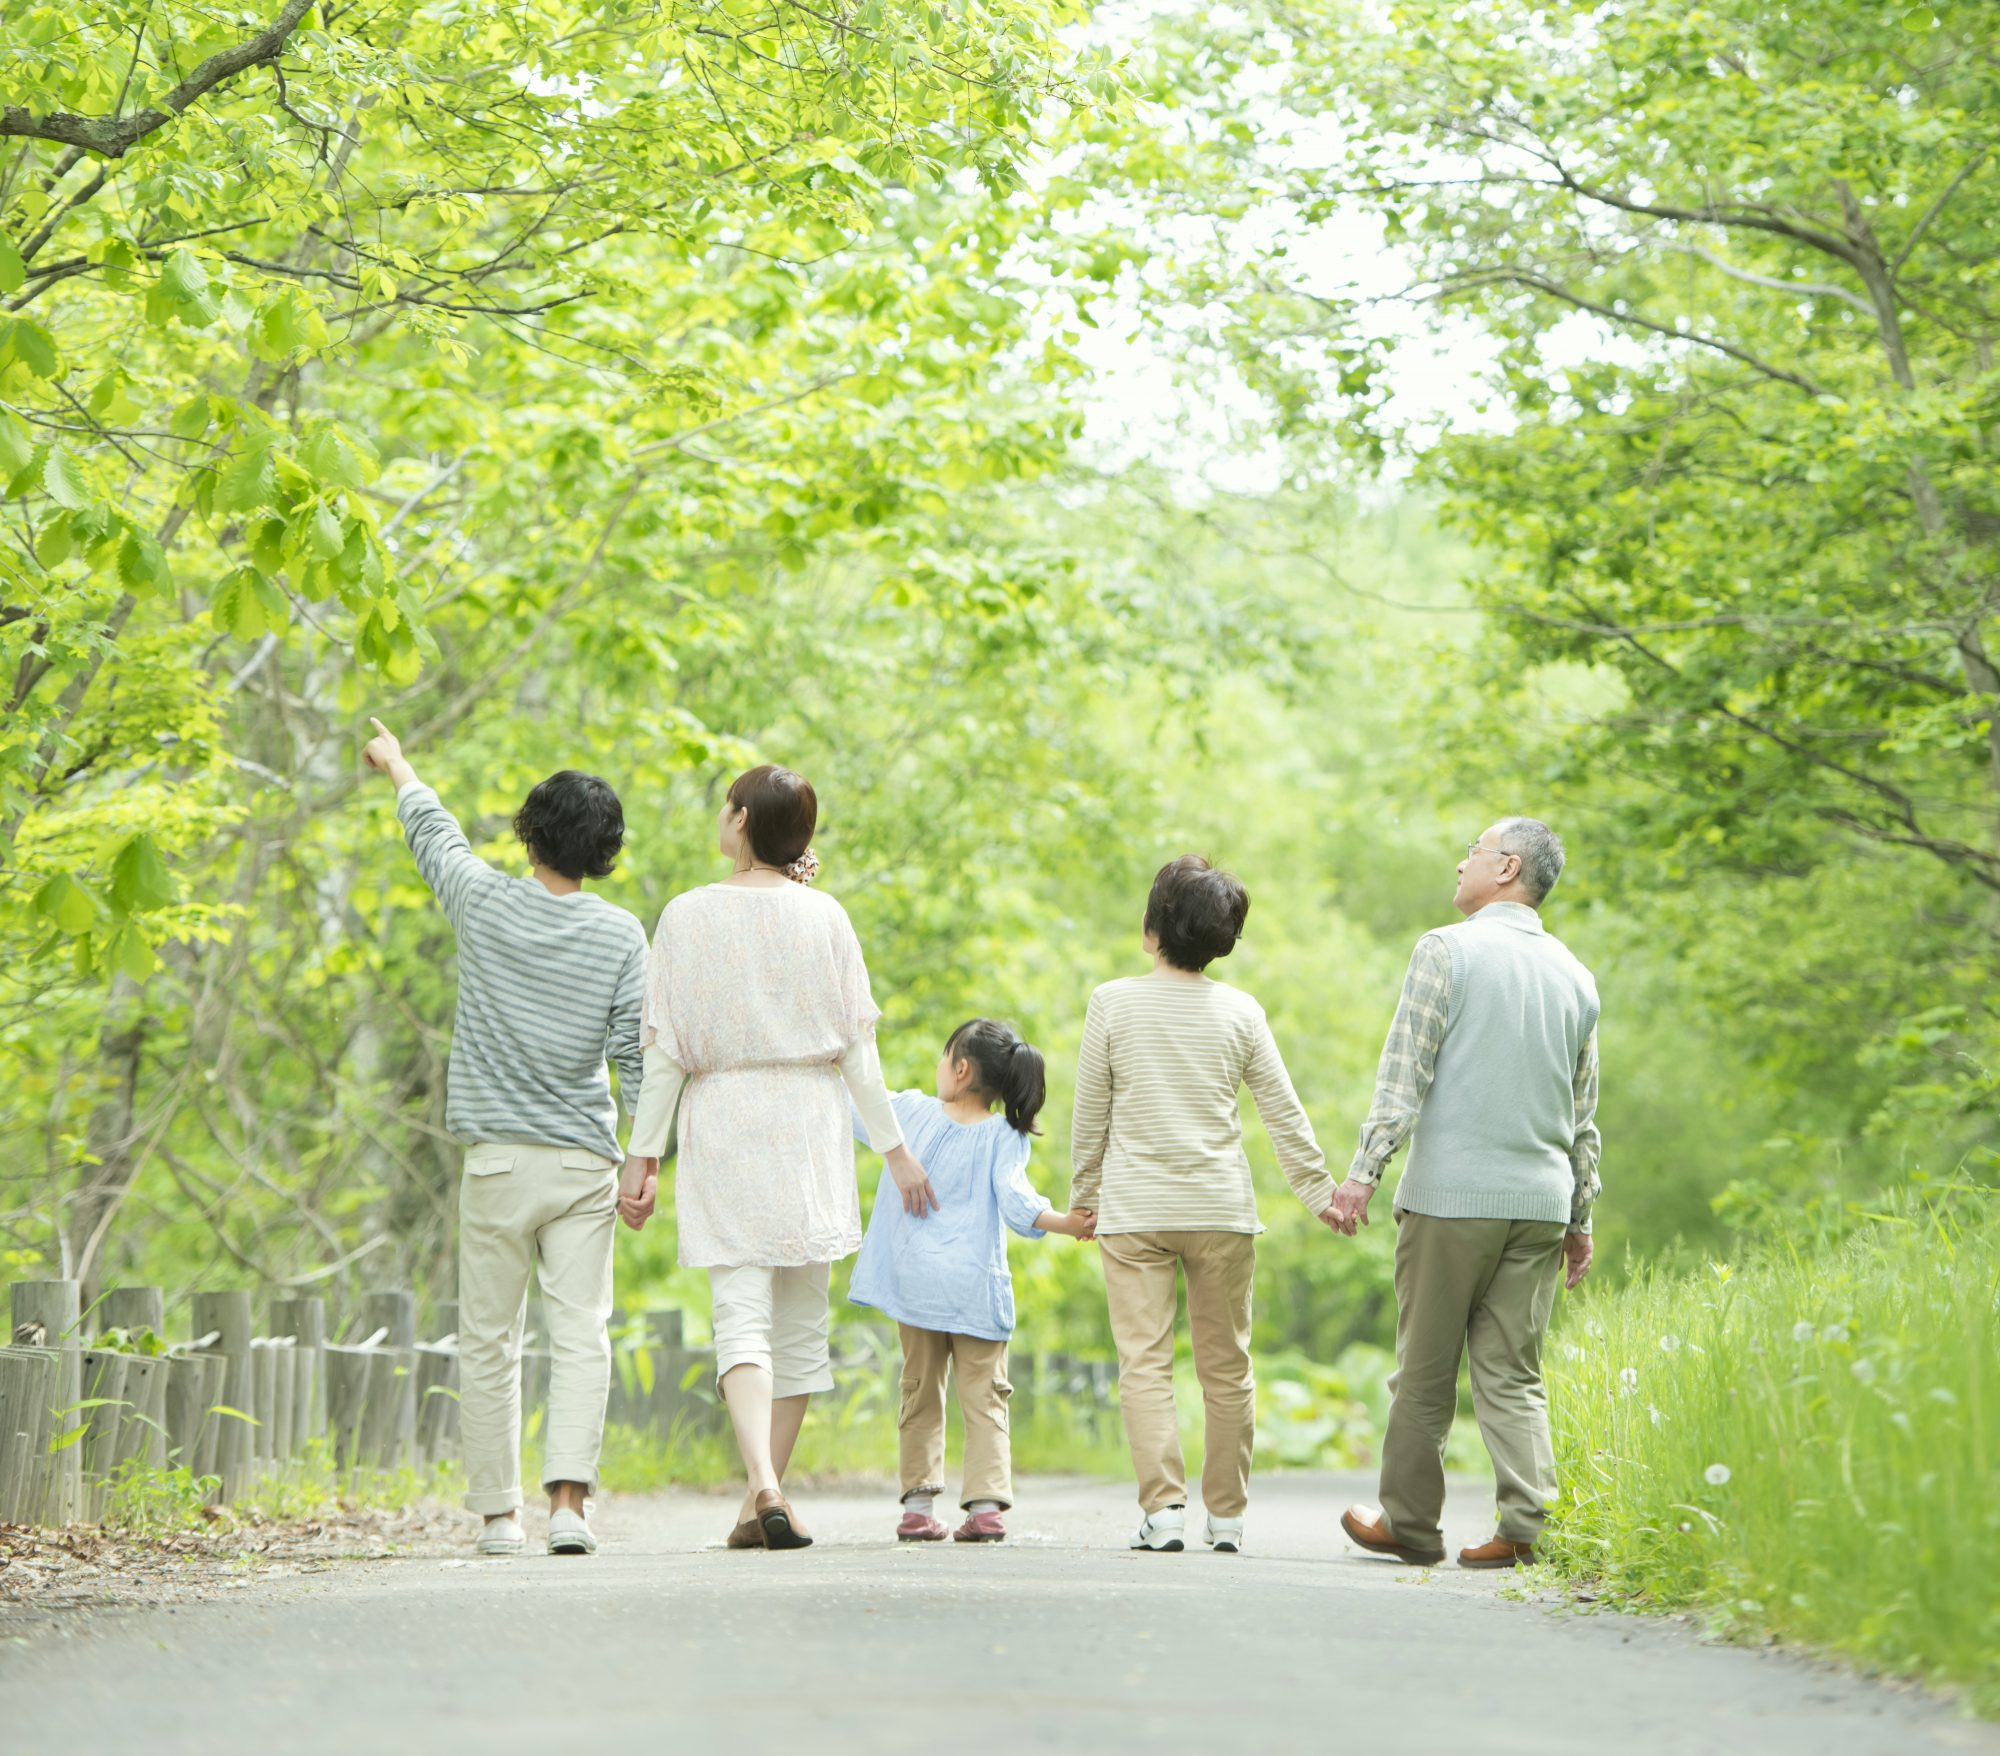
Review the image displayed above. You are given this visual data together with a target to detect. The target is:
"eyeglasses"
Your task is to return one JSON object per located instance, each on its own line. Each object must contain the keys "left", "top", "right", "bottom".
{"left": 1464, "top": 840, "right": 1517, "bottom": 863}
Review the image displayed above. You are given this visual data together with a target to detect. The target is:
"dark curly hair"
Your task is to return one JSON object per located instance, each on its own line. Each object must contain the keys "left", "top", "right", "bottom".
{"left": 513, "top": 771, "right": 625, "bottom": 881}
{"left": 1144, "top": 854, "right": 1249, "bottom": 972}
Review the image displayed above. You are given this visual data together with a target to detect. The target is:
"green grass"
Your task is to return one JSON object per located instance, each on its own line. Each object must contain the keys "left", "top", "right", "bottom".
{"left": 1542, "top": 1189, "right": 1998, "bottom": 1715}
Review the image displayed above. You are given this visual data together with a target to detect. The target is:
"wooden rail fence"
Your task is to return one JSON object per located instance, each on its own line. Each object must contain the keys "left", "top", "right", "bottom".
{"left": 1, "top": 1278, "right": 1118, "bottom": 1528}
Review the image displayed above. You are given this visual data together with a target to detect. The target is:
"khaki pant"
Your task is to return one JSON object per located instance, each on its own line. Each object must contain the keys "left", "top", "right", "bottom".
{"left": 897, "top": 1325, "right": 1013, "bottom": 1509}
{"left": 1378, "top": 1212, "right": 1567, "bottom": 1555}
{"left": 458, "top": 1143, "right": 617, "bottom": 1515}
{"left": 1099, "top": 1230, "right": 1256, "bottom": 1518}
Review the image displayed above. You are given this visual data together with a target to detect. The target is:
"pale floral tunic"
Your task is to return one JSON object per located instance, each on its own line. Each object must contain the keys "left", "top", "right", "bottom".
{"left": 637, "top": 884, "right": 888, "bottom": 1268}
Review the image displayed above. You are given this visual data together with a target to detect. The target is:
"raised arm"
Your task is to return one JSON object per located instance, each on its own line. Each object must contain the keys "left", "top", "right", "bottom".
{"left": 1332, "top": 933, "right": 1453, "bottom": 1232}
{"left": 1068, "top": 988, "right": 1112, "bottom": 1212}
{"left": 1244, "top": 1014, "right": 1334, "bottom": 1216}
{"left": 362, "top": 718, "right": 494, "bottom": 930}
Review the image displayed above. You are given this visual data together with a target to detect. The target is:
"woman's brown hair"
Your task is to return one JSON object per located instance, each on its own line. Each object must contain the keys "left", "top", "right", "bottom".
{"left": 727, "top": 765, "right": 817, "bottom": 868}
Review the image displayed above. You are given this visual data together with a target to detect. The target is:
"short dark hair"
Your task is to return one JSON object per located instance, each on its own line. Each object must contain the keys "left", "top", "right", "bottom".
{"left": 727, "top": 764, "right": 817, "bottom": 868}
{"left": 945, "top": 1018, "right": 1047, "bottom": 1136}
{"left": 1144, "top": 854, "right": 1249, "bottom": 972}
{"left": 513, "top": 771, "right": 625, "bottom": 880}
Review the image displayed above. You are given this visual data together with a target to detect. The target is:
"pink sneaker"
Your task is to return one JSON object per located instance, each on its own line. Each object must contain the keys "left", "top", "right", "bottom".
{"left": 897, "top": 1511, "right": 948, "bottom": 1542}
{"left": 953, "top": 1510, "right": 1007, "bottom": 1543}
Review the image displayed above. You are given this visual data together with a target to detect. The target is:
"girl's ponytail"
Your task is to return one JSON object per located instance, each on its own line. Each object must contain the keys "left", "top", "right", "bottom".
{"left": 945, "top": 1018, "right": 1047, "bottom": 1136}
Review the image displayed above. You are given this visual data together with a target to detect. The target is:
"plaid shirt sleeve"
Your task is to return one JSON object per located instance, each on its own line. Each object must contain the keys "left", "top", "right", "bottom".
{"left": 1347, "top": 933, "right": 1452, "bottom": 1186}
{"left": 1568, "top": 1030, "right": 1601, "bottom": 1233}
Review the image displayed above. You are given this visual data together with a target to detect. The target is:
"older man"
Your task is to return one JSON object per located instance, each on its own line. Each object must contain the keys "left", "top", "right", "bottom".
{"left": 1330, "top": 818, "right": 1600, "bottom": 1569}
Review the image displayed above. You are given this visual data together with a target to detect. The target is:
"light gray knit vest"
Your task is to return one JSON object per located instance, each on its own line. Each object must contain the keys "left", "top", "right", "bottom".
{"left": 1398, "top": 903, "right": 1599, "bottom": 1224}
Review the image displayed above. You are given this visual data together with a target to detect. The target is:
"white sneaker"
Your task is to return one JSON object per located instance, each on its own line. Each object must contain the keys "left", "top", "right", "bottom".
{"left": 477, "top": 1514, "right": 526, "bottom": 1556}
{"left": 1131, "top": 1507, "right": 1186, "bottom": 1552}
{"left": 1204, "top": 1516, "right": 1244, "bottom": 1554}
{"left": 548, "top": 1507, "right": 597, "bottom": 1556}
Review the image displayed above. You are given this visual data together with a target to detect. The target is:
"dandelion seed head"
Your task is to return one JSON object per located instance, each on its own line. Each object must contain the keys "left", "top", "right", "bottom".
{"left": 1658, "top": 1334, "right": 1681, "bottom": 1354}
{"left": 1618, "top": 1366, "right": 1639, "bottom": 1390}
{"left": 1704, "top": 1463, "right": 1731, "bottom": 1486}
{"left": 1791, "top": 1321, "right": 1814, "bottom": 1342}
{"left": 1851, "top": 1359, "right": 1876, "bottom": 1384}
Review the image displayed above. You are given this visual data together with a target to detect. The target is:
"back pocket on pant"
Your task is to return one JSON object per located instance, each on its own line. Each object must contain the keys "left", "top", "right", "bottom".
{"left": 464, "top": 1147, "right": 517, "bottom": 1177}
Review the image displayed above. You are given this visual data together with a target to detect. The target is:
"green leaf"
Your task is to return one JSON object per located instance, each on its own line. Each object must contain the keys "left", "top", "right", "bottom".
{"left": 169, "top": 394, "right": 213, "bottom": 440}
{"left": 308, "top": 500, "right": 345, "bottom": 559}
{"left": 0, "top": 405, "right": 33, "bottom": 477}
{"left": 108, "top": 922, "right": 156, "bottom": 981}
{"left": 248, "top": 513, "right": 289, "bottom": 577}
{"left": 33, "top": 873, "right": 100, "bottom": 935}
{"left": 0, "top": 233, "right": 22, "bottom": 294}
{"left": 2, "top": 316, "right": 60, "bottom": 379}
{"left": 37, "top": 511, "right": 74, "bottom": 567}
{"left": 42, "top": 448, "right": 92, "bottom": 510}
{"left": 217, "top": 445, "right": 277, "bottom": 513}
{"left": 6, "top": 441, "right": 48, "bottom": 499}
{"left": 144, "top": 249, "right": 221, "bottom": 328}
{"left": 212, "top": 565, "right": 280, "bottom": 639}
{"left": 302, "top": 423, "right": 379, "bottom": 489}
{"left": 109, "top": 834, "right": 177, "bottom": 913}
{"left": 252, "top": 287, "right": 331, "bottom": 361}
{"left": 117, "top": 525, "right": 173, "bottom": 593}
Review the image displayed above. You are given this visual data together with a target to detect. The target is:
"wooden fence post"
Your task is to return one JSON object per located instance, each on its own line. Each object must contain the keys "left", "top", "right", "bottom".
{"left": 0, "top": 1344, "right": 58, "bottom": 1525}
{"left": 270, "top": 1295, "right": 326, "bottom": 1445}
{"left": 189, "top": 1290, "right": 255, "bottom": 1503}
{"left": 98, "top": 1286, "right": 166, "bottom": 1340}
{"left": 359, "top": 1290, "right": 416, "bottom": 1469}
{"left": 12, "top": 1281, "right": 83, "bottom": 1524}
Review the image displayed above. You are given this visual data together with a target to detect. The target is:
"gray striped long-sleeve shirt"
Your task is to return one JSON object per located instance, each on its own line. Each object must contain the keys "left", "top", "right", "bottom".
{"left": 396, "top": 782, "right": 646, "bottom": 1163}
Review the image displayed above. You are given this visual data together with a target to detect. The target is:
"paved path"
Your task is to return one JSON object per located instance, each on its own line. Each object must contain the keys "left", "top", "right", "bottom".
{"left": 2, "top": 1473, "right": 1991, "bottom": 1756}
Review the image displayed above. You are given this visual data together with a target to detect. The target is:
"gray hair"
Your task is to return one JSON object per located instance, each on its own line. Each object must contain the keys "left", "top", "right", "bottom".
{"left": 1494, "top": 817, "right": 1566, "bottom": 903}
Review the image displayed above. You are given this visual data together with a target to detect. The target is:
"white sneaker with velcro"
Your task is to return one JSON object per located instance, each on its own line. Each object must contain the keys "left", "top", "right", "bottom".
{"left": 1131, "top": 1507, "right": 1186, "bottom": 1552}
{"left": 1204, "top": 1515, "right": 1244, "bottom": 1553}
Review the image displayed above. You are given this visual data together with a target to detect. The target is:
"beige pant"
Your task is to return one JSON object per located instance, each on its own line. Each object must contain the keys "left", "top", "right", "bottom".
{"left": 897, "top": 1325, "right": 1013, "bottom": 1510}
{"left": 1100, "top": 1230, "right": 1257, "bottom": 1517}
{"left": 708, "top": 1263, "right": 834, "bottom": 1399}
{"left": 1378, "top": 1211, "right": 1567, "bottom": 1554}
{"left": 457, "top": 1143, "right": 617, "bottom": 1515}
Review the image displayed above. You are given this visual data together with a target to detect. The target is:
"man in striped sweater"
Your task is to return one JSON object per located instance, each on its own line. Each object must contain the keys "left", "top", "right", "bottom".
{"left": 363, "top": 719, "right": 650, "bottom": 1559}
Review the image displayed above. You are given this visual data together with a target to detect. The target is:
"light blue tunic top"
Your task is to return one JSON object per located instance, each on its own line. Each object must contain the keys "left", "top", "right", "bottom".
{"left": 849, "top": 1092, "right": 1049, "bottom": 1341}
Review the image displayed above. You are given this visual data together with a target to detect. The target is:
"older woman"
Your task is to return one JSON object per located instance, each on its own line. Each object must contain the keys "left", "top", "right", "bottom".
{"left": 622, "top": 765, "right": 933, "bottom": 1549}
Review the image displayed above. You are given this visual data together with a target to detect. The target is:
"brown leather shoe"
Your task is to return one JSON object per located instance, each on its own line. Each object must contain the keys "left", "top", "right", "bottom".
{"left": 1340, "top": 1504, "right": 1444, "bottom": 1566}
{"left": 756, "top": 1487, "right": 813, "bottom": 1550}
{"left": 726, "top": 1515, "right": 766, "bottom": 1549}
{"left": 1458, "top": 1535, "right": 1535, "bottom": 1569}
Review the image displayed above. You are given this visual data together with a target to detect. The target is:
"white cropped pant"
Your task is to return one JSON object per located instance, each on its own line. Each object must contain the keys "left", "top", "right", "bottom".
{"left": 708, "top": 1263, "right": 835, "bottom": 1399}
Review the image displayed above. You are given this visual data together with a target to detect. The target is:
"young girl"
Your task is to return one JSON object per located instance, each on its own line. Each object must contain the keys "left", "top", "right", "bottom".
{"left": 849, "top": 1018, "right": 1095, "bottom": 1543}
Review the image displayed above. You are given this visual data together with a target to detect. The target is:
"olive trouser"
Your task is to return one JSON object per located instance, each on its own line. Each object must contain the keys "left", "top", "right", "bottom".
{"left": 1378, "top": 1211, "right": 1567, "bottom": 1555}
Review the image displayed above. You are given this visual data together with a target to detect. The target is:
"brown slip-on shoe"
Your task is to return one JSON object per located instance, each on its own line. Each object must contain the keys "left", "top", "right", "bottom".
{"left": 1458, "top": 1535, "right": 1535, "bottom": 1569}
{"left": 1340, "top": 1504, "right": 1444, "bottom": 1567}
{"left": 756, "top": 1488, "right": 813, "bottom": 1550}
{"left": 726, "top": 1515, "right": 766, "bottom": 1549}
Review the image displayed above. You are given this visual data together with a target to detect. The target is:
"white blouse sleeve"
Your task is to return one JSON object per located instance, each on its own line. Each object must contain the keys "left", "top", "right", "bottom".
{"left": 839, "top": 1034, "right": 904, "bottom": 1153}
{"left": 626, "top": 1039, "right": 686, "bottom": 1159}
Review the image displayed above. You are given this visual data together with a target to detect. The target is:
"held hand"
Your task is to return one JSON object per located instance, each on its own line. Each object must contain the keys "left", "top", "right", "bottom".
{"left": 618, "top": 1155, "right": 658, "bottom": 1231}
{"left": 1071, "top": 1208, "right": 1097, "bottom": 1241}
{"left": 884, "top": 1143, "right": 938, "bottom": 1218}
{"left": 1326, "top": 1177, "right": 1376, "bottom": 1237}
{"left": 1563, "top": 1230, "right": 1593, "bottom": 1290}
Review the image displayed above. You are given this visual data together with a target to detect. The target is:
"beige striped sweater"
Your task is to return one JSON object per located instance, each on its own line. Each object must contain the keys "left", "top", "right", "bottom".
{"left": 1069, "top": 974, "right": 1333, "bottom": 1235}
